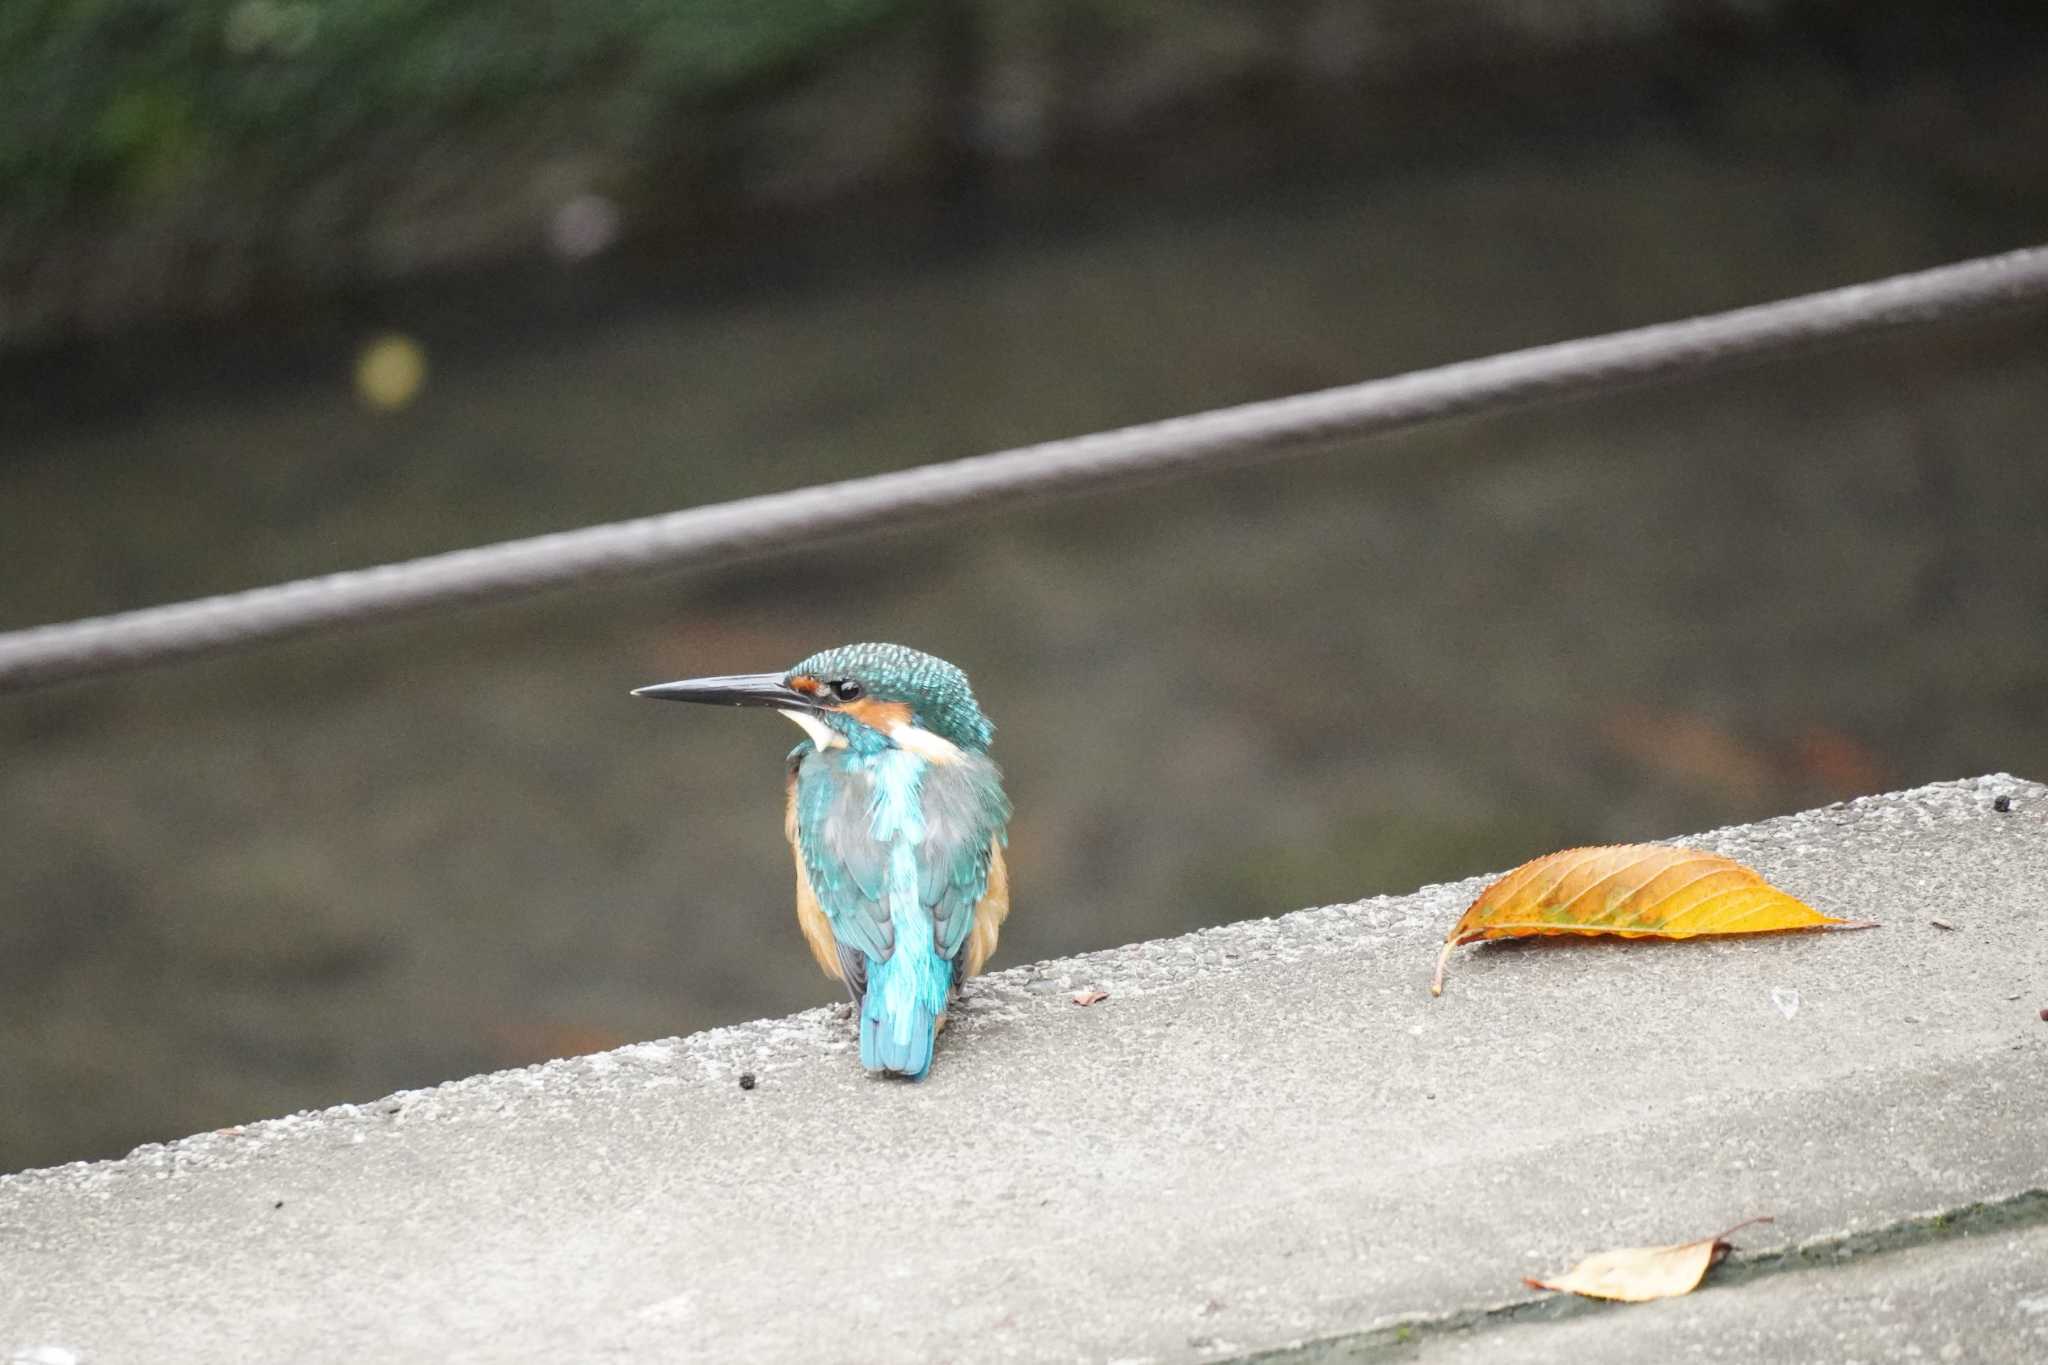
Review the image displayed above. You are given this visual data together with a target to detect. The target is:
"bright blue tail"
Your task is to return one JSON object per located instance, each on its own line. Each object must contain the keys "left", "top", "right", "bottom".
{"left": 859, "top": 996, "right": 936, "bottom": 1080}
{"left": 859, "top": 947, "right": 947, "bottom": 1080}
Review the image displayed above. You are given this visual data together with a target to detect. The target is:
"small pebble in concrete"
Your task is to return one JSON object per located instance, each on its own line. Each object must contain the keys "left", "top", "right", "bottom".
{"left": 2038, "top": 1009, "right": 2047, "bottom": 1023}
{"left": 1931, "top": 918, "right": 1957, "bottom": 931}
{"left": 738, "top": 1073, "right": 757, "bottom": 1091}
{"left": 1994, "top": 794, "right": 2014, "bottom": 812}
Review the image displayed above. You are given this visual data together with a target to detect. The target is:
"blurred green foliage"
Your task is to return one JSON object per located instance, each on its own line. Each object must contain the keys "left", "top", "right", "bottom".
{"left": 0, "top": 0, "right": 908, "bottom": 226}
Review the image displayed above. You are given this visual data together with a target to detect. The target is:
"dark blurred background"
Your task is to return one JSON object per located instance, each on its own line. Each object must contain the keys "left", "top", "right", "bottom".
{"left": 3, "top": 0, "right": 2045, "bottom": 1173}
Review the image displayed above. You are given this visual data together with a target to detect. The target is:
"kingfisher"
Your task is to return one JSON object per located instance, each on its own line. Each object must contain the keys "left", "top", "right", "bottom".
{"left": 634, "top": 643, "right": 1011, "bottom": 1081}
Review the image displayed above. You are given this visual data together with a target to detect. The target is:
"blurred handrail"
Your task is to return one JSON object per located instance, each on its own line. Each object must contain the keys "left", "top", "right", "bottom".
{"left": 3, "top": 244, "right": 2047, "bottom": 693}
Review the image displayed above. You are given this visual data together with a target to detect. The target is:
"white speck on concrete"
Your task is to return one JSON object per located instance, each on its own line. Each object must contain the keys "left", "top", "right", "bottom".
{"left": 7, "top": 1347, "right": 81, "bottom": 1365}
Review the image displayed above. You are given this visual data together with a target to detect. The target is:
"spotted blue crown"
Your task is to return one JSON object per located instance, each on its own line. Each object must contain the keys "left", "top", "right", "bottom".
{"left": 790, "top": 642, "right": 995, "bottom": 752}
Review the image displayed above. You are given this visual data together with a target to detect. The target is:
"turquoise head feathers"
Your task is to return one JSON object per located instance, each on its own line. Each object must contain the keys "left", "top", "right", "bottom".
{"left": 785, "top": 642, "right": 994, "bottom": 754}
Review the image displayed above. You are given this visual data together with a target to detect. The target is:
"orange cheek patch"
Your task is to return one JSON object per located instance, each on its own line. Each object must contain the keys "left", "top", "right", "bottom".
{"left": 839, "top": 698, "right": 913, "bottom": 731}
{"left": 786, "top": 675, "right": 821, "bottom": 697}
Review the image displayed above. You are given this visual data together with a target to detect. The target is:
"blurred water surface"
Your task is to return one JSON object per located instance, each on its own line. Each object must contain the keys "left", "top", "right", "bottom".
{"left": 3, "top": 59, "right": 2046, "bottom": 1171}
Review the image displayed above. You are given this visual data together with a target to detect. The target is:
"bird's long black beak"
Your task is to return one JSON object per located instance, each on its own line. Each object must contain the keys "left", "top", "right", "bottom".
{"left": 631, "top": 672, "right": 822, "bottom": 710}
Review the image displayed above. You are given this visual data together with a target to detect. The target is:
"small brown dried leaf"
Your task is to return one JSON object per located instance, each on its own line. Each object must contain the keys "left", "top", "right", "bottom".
{"left": 1525, "top": 1216, "right": 1772, "bottom": 1302}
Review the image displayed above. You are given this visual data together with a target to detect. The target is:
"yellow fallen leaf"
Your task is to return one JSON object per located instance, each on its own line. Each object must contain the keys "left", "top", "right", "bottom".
{"left": 1432, "top": 844, "right": 1873, "bottom": 995}
{"left": 1525, "top": 1216, "right": 1773, "bottom": 1301}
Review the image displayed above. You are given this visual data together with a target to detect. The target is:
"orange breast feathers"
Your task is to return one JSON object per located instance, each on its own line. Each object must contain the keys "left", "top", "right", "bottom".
{"left": 786, "top": 775, "right": 845, "bottom": 982}
{"left": 962, "top": 842, "right": 1009, "bottom": 977}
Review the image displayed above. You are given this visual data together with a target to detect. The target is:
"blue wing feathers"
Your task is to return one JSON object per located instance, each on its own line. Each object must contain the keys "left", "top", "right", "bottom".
{"left": 794, "top": 746, "right": 1007, "bottom": 1077}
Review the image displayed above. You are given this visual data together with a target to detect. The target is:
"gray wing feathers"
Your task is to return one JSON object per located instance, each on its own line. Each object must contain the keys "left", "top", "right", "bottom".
{"left": 835, "top": 942, "right": 868, "bottom": 998}
{"left": 797, "top": 750, "right": 1009, "bottom": 967}
{"left": 795, "top": 759, "right": 894, "bottom": 961}
{"left": 917, "top": 755, "right": 1009, "bottom": 959}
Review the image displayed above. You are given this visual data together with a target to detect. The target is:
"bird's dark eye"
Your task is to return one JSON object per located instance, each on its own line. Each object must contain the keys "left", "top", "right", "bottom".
{"left": 832, "top": 679, "right": 864, "bottom": 701}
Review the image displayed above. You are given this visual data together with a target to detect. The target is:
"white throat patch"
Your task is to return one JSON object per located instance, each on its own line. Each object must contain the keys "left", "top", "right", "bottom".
{"left": 888, "top": 722, "right": 963, "bottom": 764}
{"left": 778, "top": 708, "right": 964, "bottom": 763}
{"left": 780, "top": 710, "right": 843, "bottom": 750}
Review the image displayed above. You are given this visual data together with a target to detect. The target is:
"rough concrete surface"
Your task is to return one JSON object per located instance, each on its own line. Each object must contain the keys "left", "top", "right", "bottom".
{"left": 1, "top": 775, "right": 2043, "bottom": 1363}
{"left": 1406, "top": 1218, "right": 2048, "bottom": 1364}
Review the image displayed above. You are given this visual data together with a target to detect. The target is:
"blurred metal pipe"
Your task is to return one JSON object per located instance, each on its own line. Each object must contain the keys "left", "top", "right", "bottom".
{"left": 4, "top": 244, "right": 2047, "bottom": 693}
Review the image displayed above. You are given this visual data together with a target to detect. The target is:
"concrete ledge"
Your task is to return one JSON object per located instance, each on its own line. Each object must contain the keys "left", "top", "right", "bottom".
{"left": 1401, "top": 1210, "right": 2048, "bottom": 1364}
{"left": 3, "top": 775, "right": 2044, "bottom": 1362}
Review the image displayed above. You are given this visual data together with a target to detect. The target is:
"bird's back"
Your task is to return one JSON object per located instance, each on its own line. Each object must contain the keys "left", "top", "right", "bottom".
{"left": 792, "top": 743, "right": 1009, "bottom": 1079}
